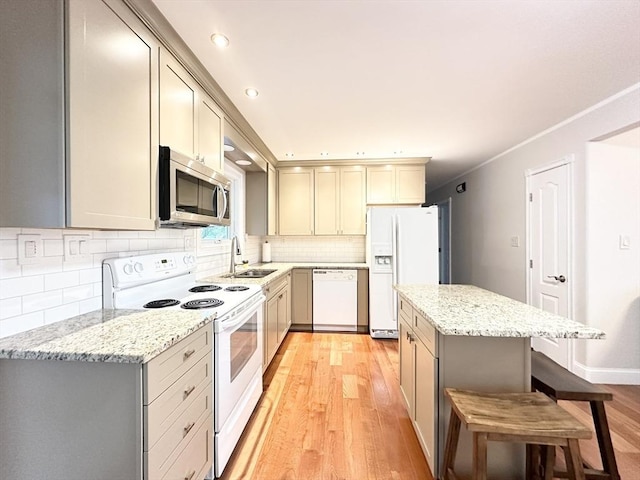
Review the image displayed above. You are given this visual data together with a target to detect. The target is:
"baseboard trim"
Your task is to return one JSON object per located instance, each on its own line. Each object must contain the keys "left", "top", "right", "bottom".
{"left": 573, "top": 361, "right": 640, "bottom": 385}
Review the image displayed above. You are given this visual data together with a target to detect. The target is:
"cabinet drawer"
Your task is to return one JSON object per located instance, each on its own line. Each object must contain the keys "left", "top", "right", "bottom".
{"left": 145, "top": 326, "right": 211, "bottom": 403}
{"left": 159, "top": 414, "right": 212, "bottom": 480}
{"left": 265, "top": 274, "right": 289, "bottom": 300}
{"left": 146, "top": 354, "right": 211, "bottom": 450}
{"left": 147, "top": 384, "right": 211, "bottom": 479}
{"left": 399, "top": 295, "right": 413, "bottom": 322}
{"left": 413, "top": 311, "right": 437, "bottom": 357}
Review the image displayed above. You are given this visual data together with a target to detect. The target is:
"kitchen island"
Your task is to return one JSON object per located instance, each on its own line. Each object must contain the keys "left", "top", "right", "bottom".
{"left": 394, "top": 284, "right": 604, "bottom": 480}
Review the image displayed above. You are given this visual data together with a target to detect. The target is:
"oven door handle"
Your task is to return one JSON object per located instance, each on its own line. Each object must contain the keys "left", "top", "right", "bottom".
{"left": 214, "top": 295, "right": 265, "bottom": 334}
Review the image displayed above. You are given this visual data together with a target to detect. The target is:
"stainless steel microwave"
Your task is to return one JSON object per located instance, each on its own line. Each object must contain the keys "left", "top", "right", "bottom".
{"left": 158, "top": 146, "right": 231, "bottom": 228}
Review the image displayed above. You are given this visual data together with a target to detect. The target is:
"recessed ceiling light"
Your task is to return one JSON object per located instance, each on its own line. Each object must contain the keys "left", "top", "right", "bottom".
{"left": 245, "top": 88, "right": 259, "bottom": 98}
{"left": 235, "top": 160, "right": 251, "bottom": 166}
{"left": 223, "top": 144, "right": 235, "bottom": 152}
{"left": 320, "top": 152, "right": 329, "bottom": 156}
{"left": 285, "top": 152, "right": 294, "bottom": 158}
{"left": 210, "top": 33, "right": 229, "bottom": 48}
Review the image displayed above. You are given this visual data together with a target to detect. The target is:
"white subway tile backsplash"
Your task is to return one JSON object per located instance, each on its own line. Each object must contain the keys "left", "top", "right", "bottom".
{"left": 0, "top": 298, "right": 22, "bottom": 320}
{"left": 44, "top": 271, "right": 79, "bottom": 291}
{"left": 0, "top": 259, "right": 21, "bottom": 280}
{"left": 22, "top": 290, "right": 63, "bottom": 314}
{"left": 106, "top": 239, "right": 129, "bottom": 252}
{"left": 0, "top": 312, "right": 44, "bottom": 338}
{"left": 21, "top": 257, "right": 64, "bottom": 276}
{"left": 21, "top": 228, "right": 62, "bottom": 239}
{"left": 0, "top": 228, "right": 21, "bottom": 240}
{"left": 79, "top": 267, "right": 102, "bottom": 285}
{"left": 44, "top": 239, "right": 64, "bottom": 257}
{"left": 129, "top": 239, "right": 149, "bottom": 251}
{"left": 63, "top": 284, "right": 94, "bottom": 304}
{"left": 0, "top": 239, "right": 17, "bottom": 260}
{"left": 0, "top": 275, "right": 44, "bottom": 299}
{"left": 78, "top": 296, "right": 102, "bottom": 315}
{"left": 45, "top": 303, "right": 80, "bottom": 325}
{"left": 91, "top": 239, "right": 108, "bottom": 254}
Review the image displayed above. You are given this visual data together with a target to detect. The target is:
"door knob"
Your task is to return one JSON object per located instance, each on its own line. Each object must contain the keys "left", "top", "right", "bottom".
{"left": 547, "top": 275, "right": 566, "bottom": 283}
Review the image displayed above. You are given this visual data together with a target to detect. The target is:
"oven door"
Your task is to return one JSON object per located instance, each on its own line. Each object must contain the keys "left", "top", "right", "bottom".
{"left": 214, "top": 296, "right": 264, "bottom": 431}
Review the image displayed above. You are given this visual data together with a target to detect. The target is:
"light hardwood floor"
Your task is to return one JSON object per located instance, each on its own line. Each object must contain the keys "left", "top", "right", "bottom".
{"left": 220, "top": 332, "right": 639, "bottom": 480}
{"left": 219, "top": 332, "right": 433, "bottom": 480}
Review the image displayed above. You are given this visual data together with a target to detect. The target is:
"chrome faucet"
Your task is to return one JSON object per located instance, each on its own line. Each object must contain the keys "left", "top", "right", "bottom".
{"left": 229, "top": 235, "right": 242, "bottom": 274}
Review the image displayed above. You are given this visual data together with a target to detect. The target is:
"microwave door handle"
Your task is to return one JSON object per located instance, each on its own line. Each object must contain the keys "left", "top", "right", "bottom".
{"left": 211, "top": 185, "right": 221, "bottom": 221}
{"left": 222, "top": 187, "right": 228, "bottom": 219}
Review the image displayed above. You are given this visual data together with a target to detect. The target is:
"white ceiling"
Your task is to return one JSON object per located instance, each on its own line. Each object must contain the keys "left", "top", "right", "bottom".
{"left": 152, "top": 0, "right": 640, "bottom": 189}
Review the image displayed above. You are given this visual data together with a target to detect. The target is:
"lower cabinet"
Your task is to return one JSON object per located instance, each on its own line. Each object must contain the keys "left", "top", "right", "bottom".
{"left": 263, "top": 273, "right": 291, "bottom": 371}
{"left": 291, "top": 268, "right": 313, "bottom": 331}
{"left": 0, "top": 324, "right": 213, "bottom": 480}
{"left": 398, "top": 298, "right": 438, "bottom": 477}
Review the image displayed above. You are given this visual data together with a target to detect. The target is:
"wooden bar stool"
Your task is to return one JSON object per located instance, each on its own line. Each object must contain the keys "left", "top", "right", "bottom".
{"left": 531, "top": 350, "right": 620, "bottom": 480}
{"left": 443, "top": 388, "right": 592, "bottom": 480}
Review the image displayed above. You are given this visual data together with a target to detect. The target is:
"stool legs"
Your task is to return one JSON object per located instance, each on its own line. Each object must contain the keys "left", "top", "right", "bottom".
{"left": 563, "top": 438, "right": 587, "bottom": 480}
{"left": 473, "top": 432, "right": 488, "bottom": 480}
{"left": 591, "top": 401, "right": 620, "bottom": 480}
{"left": 443, "top": 408, "right": 461, "bottom": 480}
{"left": 542, "top": 445, "right": 555, "bottom": 480}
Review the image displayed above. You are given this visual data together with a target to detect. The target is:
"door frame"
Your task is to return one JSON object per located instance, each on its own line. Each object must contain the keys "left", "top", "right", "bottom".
{"left": 434, "top": 197, "right": 452, "bottom": 284}
{"left": 525, "top": 155, "right": 575, "bottom": 370}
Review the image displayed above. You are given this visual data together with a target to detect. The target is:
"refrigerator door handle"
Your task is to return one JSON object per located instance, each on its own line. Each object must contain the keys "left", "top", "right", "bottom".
{"left": 392, "top": 214, "right": 399, "bottom": 323}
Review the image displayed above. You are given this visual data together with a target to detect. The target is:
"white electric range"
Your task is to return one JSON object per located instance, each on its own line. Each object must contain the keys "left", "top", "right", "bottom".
{"left": 102, "top": 252, "right": 265, "bottom": 479}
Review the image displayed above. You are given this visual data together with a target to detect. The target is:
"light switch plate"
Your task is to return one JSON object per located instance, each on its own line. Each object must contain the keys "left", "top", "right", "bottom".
{"left": 619, "top": 234, "right": 631, "bottom": 250}
{"left": 64, "top": 234, "right": 91, "bottom": 262}
{"left": 18, "top": 234, "right": 43, "bottom": 265}
{"left": 510, "top": 236, "right": 520, "bottom": 247}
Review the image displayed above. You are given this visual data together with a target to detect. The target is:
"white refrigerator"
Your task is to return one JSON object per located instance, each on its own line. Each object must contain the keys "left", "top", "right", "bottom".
{"left": 366, "top": 206, "right": 439, "bottom": 338}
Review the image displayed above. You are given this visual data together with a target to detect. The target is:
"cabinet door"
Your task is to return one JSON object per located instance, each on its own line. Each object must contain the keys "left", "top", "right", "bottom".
{"left": 278, "top": 168, "right": 314, "bottom": 235}
{"left": 160, "top": 50, "right": 196, "bottom": 157}
{"left": 398, "top": 318, "right": 415, "bottom": 417}
{"left": 314, "top": 168, "right": 339, "bottom": 235}
{"left": 291, "top": 269, "right": 312, "bottom": 327}
{"left": 67, "top": 0, "right": 157, "bottom": 230}
{"left": 415, "top": 338, "right": 437, "bottom": 476}
{"left": 396, "top": 165, "right": 425, "bottom": 204}
{"left": 366, "top": 166, "right": 395, "bottom": 204}
{"left": 268, "top": 165, "right": 277, "bottom": 236}
{"left": 265, "top": 296, "right": 279, "bottom": 368}
{"left": 276, "top": 287, "right": 290, "bottom": 344}
{"left": 340, "top": 167, "right": 366, "bottom": 234}
{"left": 197, "top": 92, "right": 224, "bottom": 172}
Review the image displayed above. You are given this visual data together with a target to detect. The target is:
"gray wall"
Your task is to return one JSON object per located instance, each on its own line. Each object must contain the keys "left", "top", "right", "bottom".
{"left": 427, "top": 85, "right": 640, "bottom": 382}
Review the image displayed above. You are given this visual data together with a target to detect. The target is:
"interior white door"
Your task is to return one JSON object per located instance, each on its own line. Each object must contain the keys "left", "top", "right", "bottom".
{"left": 529, "top": 163, "right": 571, "bottom": 368}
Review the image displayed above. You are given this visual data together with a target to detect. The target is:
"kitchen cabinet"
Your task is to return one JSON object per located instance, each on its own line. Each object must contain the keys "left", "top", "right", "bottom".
{"left": 160, "top": 49, "right": 224, "bottom": 173}
{"left": 263, "top": 273, "right": 291, "bottom": 370}
{"left": 1, "top": 0, "right": 158, "bottom": 230}
{"left": 366, "top": 165, "right": 425, "bottom": 205}
{"left": 291, "top": 268, "right": 313, "bottom": 331}
{"left": 246, "top": 163, "right": 277, "bottom": 236}
{"left": 398, "top": 297, "right": 438, "bottom": 476}
{"left": 278, "top": 167, "right": 315, "bottom": 235}
{"left": 314, "top": 166, "right": 366, "bottom": 235}
{"left": 0, "top": 324, "right": 213, "bottom": 480}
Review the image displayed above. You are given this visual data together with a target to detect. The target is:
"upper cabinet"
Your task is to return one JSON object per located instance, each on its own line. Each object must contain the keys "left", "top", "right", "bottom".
{"left": 278, "top": 168, "right": 314, "bottom": 235}
{"left": 246, "top": 164, "right": 277, "bottom": 236}
{"left": 0, "top": 0, "right": 158, "bottom": 230}
{"left": 314, "top": 166, "right": 366, "bottom": 235}
{"left": 159, "top": 49, "right": 224, "bottom": 173}
{"left": 366, "top": 165, "right": 425, "bottom": 205}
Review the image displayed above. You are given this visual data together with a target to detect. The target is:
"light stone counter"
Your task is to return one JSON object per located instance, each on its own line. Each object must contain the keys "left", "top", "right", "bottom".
{"left": 0, "top": 308, "right": 212, "bottom": 363}
{"left": 395, "top": 284, "right": 604, "bottom": 338}
{"left": 200, "top": 262, "right": 368, "bottom": 287}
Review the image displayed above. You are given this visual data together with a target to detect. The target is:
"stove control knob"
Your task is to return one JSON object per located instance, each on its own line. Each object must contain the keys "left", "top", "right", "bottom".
{"left": 123, "top": 264, "right": 134, "bottom": 275}
{"left": 134, "top": 262, "right": 144, "bottom": 273}
{"left": 184, "top": 255, "right": 195, "bottom": 265}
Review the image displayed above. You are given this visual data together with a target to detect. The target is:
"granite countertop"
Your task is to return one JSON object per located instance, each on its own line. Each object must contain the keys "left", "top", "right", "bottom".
{"left": 0, "top": 309, "right": 213, "bottom": 363}
{"left": 395, "top": 284, "right": 605, "bottom": 339}
{"left": 200, "top": 262, "right": 369, "bottom": 287}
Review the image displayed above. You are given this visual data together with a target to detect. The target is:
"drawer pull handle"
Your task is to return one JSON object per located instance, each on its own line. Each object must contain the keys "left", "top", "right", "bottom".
{"left": 183, "top": 385, "right": 196, "bottom": 399}
{"left": 183, "top": 421, "right": 196, "bottom": 436}
{"left": 183, "top": 349, "right": 196, "bottom": 360}
{"left": 184, "top": 470, "right": 196, "bottom": 480}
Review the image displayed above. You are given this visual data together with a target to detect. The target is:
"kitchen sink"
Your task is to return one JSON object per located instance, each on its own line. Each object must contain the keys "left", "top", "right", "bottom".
{"left": 226, "top": 269, "right": 277, "bottom": 279}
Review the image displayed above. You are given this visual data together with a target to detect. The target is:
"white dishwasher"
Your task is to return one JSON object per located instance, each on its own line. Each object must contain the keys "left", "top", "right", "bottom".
{"left": 312, "top": 270, "right": 358, "bottom": 332}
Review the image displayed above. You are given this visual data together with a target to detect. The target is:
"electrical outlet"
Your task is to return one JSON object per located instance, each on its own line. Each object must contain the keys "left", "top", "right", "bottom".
{"left": 619, "top": 234, "right": 631, "bottom": 250}
{"left": 18, "top": 234, "right": 43, "bottom": 265}
{"left": 64, "top": 234, "right": 91, "bottom": 261}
